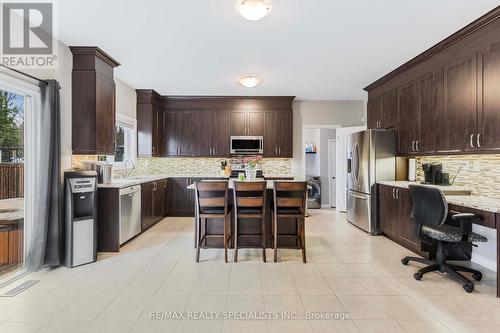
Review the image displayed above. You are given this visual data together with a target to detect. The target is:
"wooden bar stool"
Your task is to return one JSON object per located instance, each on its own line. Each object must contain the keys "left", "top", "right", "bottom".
{"left": 271, "top": 181, "right": 308, "bottom": 263}
{"left": 194, "top": 181, "right": 231, "bottom": 263}
{"left": 233, "top": 181, "right": 267, "bottom": 263}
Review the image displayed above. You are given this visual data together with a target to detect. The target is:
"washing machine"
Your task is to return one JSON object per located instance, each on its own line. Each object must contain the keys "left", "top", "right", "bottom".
{"left": 307, "top": 176, "right": 321, "bottom": 209}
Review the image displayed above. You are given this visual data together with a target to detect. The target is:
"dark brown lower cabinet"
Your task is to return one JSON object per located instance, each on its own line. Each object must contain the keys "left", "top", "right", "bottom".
{"left": 378, "top": 185, "right": 423, "bottom": 255}
{"left": 142, "top": 179, "right": 168, "bottom": 231}
{"left": 141, "top": 182, "right": 154, "bottom": 231}
{"left": 167, "top": 178, "right": 192, "bottom": 216}
{"left": 378, "top": 185, "right": 397, "bottom": 238}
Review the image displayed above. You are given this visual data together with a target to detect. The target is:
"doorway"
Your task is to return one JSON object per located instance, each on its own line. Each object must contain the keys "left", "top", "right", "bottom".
{"left": 302, "top": 125, "right": 340, "bottom": 209}
{"left": 0, "top": 71, "right": 40, "bottom": 284}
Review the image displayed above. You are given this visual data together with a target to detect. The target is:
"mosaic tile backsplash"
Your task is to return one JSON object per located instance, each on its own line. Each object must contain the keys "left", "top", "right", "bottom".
{"left": 130, "top": 157, "right": 292, "bottom": 177}
{"left": 415, "top": 155, "right": 500, "bottom": 198}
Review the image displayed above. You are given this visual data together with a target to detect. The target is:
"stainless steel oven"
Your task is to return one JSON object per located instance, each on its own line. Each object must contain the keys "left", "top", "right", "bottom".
{"left": 230, "top": 136, "right": 263, "bottom": 155}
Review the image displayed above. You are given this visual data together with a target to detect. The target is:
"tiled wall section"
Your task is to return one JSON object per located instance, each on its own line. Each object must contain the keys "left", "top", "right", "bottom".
{"left": 416, "top": 155, "right": 500, "bottom": 198}
{"left": 130, "top": 157, "right": 292, "bottom": 177}
{"left": 72, "top": 156, "right": 292, "bottom": 178}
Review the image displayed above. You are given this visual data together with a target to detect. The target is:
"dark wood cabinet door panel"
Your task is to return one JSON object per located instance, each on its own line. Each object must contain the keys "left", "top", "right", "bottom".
{"left": 170, "top": 178, "right": 191, "bottom": 213}
{"left": 178, "top": 111, "right": 193, "bottom": 156}
{"left": 264, "top": 111, "right": 279, "bottom": 157}
{"left": 397, "top": 82, "right": 419, "bottom": 154}
{"left": 367, "top": 97, "right": 381, "bottom": 129}
{"left": 141, "top": 182, "right": 154, "bottom": 231}
{"left": 381, "top": 90, "right": 397, "bottom": 129}
{"left": 137, "top": 104, "right": 153, "bottom": 157}
{"left": 154, "top": 107, "right": 164, "bottom": 156}
{"left": 231, "top": 111, "right": 247, "bottom": 136}
{"left": 418, "top": 69, "right": 444, "bottom": 153}
{"left": 479, "top": 40, "right": 500, "bottom": 150}
{"left": 95, "top": 74, "right": 116, "bottom": 155}
{"left": 397, "top": 188, "right": 420, "bottom": 251}
{"left": 378, "top": 185, "right": 397, "bottom": 238}
{"left": 212, "top": 110, "right": 231, "bottom": 156}
{"left": 444, "top": 54, "right": 477, "bottom": 151}
{"left": 164, "top": 111, "right": 178, "bottom": 156}
{"left": 247, "top": 111, "right": 264, "bottom": 136}
{"left": 192, "top": 110, "right": 213, "bottom": 156}
{"left": 279, "top": 110, "right": 293, "bottom": 157}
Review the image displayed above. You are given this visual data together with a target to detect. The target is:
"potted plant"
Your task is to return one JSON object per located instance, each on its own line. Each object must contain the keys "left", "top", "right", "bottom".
{"left": 242, "top": 155, "right": 262, "bottom": 181}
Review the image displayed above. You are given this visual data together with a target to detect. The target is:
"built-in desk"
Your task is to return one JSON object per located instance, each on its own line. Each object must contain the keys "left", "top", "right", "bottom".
{"left": 445, "top": 195, "right": 500, "bottom": 298}
{"left": 377, "top": 181, "right": 500, "bottom": 297}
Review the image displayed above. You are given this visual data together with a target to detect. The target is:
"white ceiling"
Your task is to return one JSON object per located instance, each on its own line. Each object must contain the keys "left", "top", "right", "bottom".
{"left": 56, "top": 0, "right": 499, "bottom": 100}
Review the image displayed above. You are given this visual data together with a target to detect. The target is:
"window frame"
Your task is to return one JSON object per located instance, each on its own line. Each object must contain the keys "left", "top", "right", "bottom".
{"left": 107, "top": 113, "right": 136, "bottom": 169}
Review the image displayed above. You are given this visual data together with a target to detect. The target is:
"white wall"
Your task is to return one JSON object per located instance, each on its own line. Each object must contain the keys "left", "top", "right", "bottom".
{"left": 292, "top": 100, "right": 365, "bottom": 177}
{"left": 116, "top": 78, "right": 137, "bottom": 120}
{"left": 319, "top": 128, "right": 336, "bottom": 206}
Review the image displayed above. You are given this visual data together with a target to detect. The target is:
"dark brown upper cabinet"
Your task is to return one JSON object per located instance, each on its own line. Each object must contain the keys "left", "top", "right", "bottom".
{"left": 367, "top": 91, "right": 396, "bottom": 130}
{"left": 418, "top": 69, "right": 444, "bottom": 153}
{"left": 137, "top": 90, "right": 163, "bottom": 157}
{"left": 264, "top": 110, "right": 293, "bottom": 157}
{"left": 140, "top": 96, "right": 294, "bottom": 158}
{"left": 364, "top": 6, "right": 500, "bottom": 156}
{"left": 443, "top": 53, "right": 477, "bottom": 152}
{"left": 397, "top": 81, "right": 419, "bottom": 155}
{"left": 212, "top": 110, "right": 231, "bottom": 156}
{"left": 478, "top": 38, "right": 500, "bottom": 150}
{"left": 230, "top": 110, "right": 264, "bottom": 136}
{"left": 70, "top": 47, "right": 120, "bottom": 155}
{"left": 161, "top": 110, "right": 194, "bottom": 157}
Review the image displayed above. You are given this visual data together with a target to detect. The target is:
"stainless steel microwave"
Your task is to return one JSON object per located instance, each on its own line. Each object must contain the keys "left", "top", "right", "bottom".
{"left": 230, "top": 136, "right": 263, "bottom": 155}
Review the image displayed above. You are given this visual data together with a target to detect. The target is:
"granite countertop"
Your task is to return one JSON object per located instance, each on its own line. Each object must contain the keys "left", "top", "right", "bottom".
{"left": 444, "top": 195, "right": 500, "bottom": 213}
{"left": 98, "top": 174, "right": 295, "bottom": 189}
{"left": 187, "top": 179, "right": 307, "bottom": 190}
{"left": 377, "top": 180, "right": 473, "bottom": 195}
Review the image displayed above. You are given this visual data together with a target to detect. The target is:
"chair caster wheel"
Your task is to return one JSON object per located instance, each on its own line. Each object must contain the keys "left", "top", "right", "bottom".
{"left": 463, "top": 283, "right": 474, "bottom": 293}
{"left": 401, "top": 258, "right": 409, "bottom": 265}
{"left": 472, "top": 272, "right": 482, "bottom": 281}
{"left": 414, "top": 272, "right": 422, "bottom": 281}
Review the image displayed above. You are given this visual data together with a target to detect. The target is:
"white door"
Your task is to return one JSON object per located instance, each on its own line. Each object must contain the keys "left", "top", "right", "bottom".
{"left": 335, "top": 126, "right": 366, "bottom": 211}
{"left": 328, "top": 139, "right": 336, "bottom": 208}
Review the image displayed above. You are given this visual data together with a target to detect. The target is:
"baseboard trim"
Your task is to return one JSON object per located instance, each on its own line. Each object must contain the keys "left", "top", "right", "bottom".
{"left": 471, "top": 253, "right": 497, "bottom": 272}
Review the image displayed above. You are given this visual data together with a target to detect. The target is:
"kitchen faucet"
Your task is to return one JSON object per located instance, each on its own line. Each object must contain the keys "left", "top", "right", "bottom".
{"left": 124, "top": 160, "right": 136, "bottom": 178}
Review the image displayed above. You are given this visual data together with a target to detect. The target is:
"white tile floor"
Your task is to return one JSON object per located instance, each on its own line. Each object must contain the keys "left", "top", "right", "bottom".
{"left": 0, "top": 210, "right": 498, "bottom": 332}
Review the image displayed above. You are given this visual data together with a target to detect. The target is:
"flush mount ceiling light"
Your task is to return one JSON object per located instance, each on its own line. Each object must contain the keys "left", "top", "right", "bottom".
{"left": 239, "top": 0, "right": 270, "bottom": 21}
{"left": 239, "top": 75, "right": 261, "bottom": 88}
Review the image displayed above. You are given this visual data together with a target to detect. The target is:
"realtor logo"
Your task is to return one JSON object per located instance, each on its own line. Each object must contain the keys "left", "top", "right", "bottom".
{"left": 1, "top": 1, "right": 57, "bottom": 68}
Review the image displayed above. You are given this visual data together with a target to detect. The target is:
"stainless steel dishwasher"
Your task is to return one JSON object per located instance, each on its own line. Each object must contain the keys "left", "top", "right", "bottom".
{"left": 119, "top": 185, "right": 141, "bottom": 244}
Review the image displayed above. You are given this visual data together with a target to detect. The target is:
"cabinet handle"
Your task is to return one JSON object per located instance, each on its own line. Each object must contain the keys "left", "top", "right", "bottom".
{"left": 152, "top": 146, "right": 155, "bottom": 155}
{"left": 470, "top": 134, "right": 476, "bottom": 148}
{"left": 416, "top": 140, "right": 420, "bottom": 151}
{"left": 396, "top": 189, "right": 400, "bottom": 199}
{"left": 153, "top": 182, "right": 157, "bottom": 191}
{"left": 411, "top": 141, "right": 415, "bottom": 152}
{"left": 275, "top": 147, "right": 278, "bottom": 155}
{"left": 477, "top": 133, "right": 482, "bottom": 148}
{"left": 392, "top": 188, "right": 396, "bottom": 199}
{"left": 209, "top": 147, "right": 212, "bottom": 155}
{"left": 278, "top": 147, "right": 281, "bottom": 155}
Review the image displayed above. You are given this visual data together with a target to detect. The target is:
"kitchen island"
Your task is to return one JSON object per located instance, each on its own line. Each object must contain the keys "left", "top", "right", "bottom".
{"left": 187, "top": 179, "right": 305, "bottom": 248}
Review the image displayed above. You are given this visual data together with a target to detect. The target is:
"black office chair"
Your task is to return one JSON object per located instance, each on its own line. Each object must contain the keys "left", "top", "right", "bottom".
{"left": 401, "top": 185, "right": 487, "bottom": 293}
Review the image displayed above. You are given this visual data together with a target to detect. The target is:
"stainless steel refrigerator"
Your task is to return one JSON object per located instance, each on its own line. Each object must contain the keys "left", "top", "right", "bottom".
{"left": 346, "top": 129, "right": 395, "bottom": 234}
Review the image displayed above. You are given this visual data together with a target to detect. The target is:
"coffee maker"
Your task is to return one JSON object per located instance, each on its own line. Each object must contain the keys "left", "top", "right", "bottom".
{"left": 422, "top": 163, "right": 442, "bottom": 184}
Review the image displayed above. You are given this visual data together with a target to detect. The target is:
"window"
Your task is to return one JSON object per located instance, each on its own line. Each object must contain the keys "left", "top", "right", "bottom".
{"left": 101, "top": 115, "right": 136, "bottom": 167}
